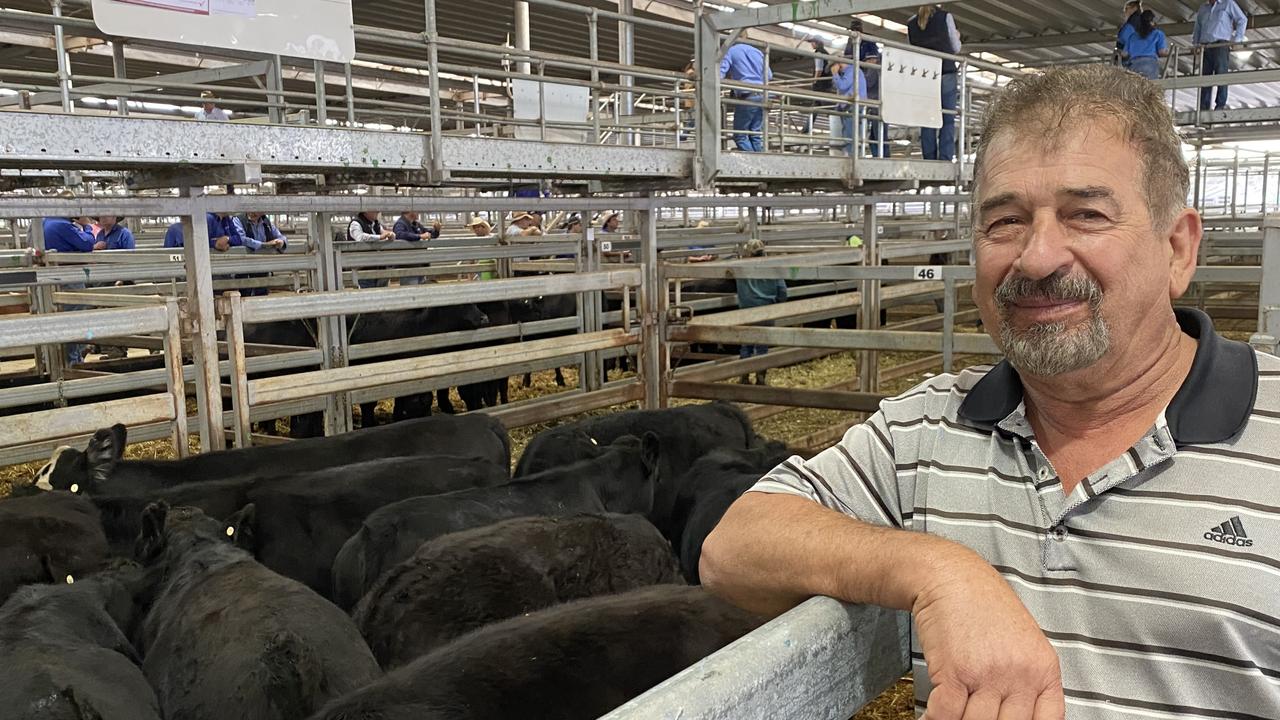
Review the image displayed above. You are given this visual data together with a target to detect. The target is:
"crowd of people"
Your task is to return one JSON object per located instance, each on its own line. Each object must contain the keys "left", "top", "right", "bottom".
{"left": 717, "top": 1, "right": 1248, "bottom": 159}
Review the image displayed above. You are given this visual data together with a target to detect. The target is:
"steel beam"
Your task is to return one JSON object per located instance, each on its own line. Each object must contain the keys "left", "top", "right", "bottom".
{"left": 0, "top": 60, "right": 272, "bottom": 109}
{"left": 707, "top": 0, "right": 956, "bottom": 31}
{"left": 671, "top": 380, "right": 887, "bottom": 412}
{"left": 695, "top": 5, "right": 721, "bottom": 188}
{"left": 669, "top": 324, "right": 1001, "bottom": 355}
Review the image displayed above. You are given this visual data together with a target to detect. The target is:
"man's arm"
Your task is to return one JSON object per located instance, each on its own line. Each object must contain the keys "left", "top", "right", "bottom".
{"left": 1232, "top": 0, "right": 1248, "bottom": 42}
{"left": 233, "top": 217, "right": 264, "bottom": 251}
{"left": 1192, "top": 9, "right": 1205, "bottom": 45}
{"left": 946, "top": 13, "right": 961, "bottom": 53}
{"left": 719, "top": 48, "right": 732, "bottom": 79}
{"left": 393, "top": 219, "right": 420, "bottom": 242}
{"left": 349, "top": 219, "right": 385, "bottom": 243}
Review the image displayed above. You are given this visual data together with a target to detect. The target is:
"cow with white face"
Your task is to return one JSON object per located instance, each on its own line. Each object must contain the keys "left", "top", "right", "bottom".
{"left": 34, "top": 445, "right": 85, "bottom": 493}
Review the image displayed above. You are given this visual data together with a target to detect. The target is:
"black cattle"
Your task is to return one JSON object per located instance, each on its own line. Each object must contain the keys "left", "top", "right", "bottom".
{"left": 93, "top": 476, "right": 257, "bottom": 556}
{"left": 517, "top": 292, "right": 575, "bottom": 388}
{"left": 331, "top": 432, "right": 661, "bottom": 610}
{"left": 136, "top": 503, "right": 381, "bottom": 720}
{"left": 243, "top": 455, "right": 508, "bottom": 597}
{"left": 244, "top": 303, "right": 490, "bottom": 433}
{"left": 0, "top": 492, "right": 108, "bottom": 605}
{"left": 513, "top": 402, "right": 759, "bottom": 532}
{"left": 312, "top": 586, "right": 764, "bottom": 720}
{"left": 33, "top": 413, "right": 510, "bottom": 496}
{"left": 666, "top": 443, "right": 794, "bottom": 584}
{"left": 353, "top": 513, "right": 681, "bottom": 668}
{"left": 0, "top": 565, "right": 160, "bottom": 720}
{"left": 437, "top": 300, "right": 518, "bottom": 414}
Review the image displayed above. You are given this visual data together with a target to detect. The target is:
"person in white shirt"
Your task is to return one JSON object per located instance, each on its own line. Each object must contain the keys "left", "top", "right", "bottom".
{"left": 348, "top": 211, "right": 396, "bottom": 288}
{"left": 195, "top": 91, "right": 231, "bottom": 121}
{"left": 504, "top": 212, "right": 543, "bottom": 238}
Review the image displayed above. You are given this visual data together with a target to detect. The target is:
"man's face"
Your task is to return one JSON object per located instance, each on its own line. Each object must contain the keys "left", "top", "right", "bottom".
{"left": 605, "top": 216, "right": 620, "bottom": 231}
{"left": 99, "top": 215, "right": 116, "bottom": 229}
{"left": 471, "top": 224, "right": 488, "bottom": 236}
{"left": 202, "top": 102, "right": 215, "bottom": 112}
{"left": 247, "top": 212, "right": 261, "bottom": 221}
{"left": 405, "top": 212, "right": 419, "bottom": 222}
{"left": 972, "top": 121, "right": 1190, "bottom": 378}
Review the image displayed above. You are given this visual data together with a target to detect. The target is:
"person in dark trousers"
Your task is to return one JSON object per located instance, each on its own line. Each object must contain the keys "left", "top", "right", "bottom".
{"left": 735, "top": 239, "right": 787, "bottom": 386}
{"left": 391, "top": 211, "right": 441, "bottom": 286}
{"left": 1192, "top": 0, "right": 1248, "bottom": 110}
{"left": 806, "top": 39, "right": 833, "bottom": 135}
{"left": 1120, "top": 10, "right": 1170, "bottom": 80}
{"left": 863, "top": 46, "right": 889, "bottom": 157}
{"left": 348, "top": 211, "right": 397, "bottom": 289}
{"left": 830, "top": 59, "right": 867, "bottom": 156}
{"left": 1116, "top": 2, "right": 1143, "bottom": 68}
{"left": 233, "top": 212, "right": 288, "bottom": 297}
{"left": 908, "top": 4, "right": 961, "bottom": 161}
{"left": 719, "top": 43, "right": 773, "bottom": 152}
{"left": 843, "top": 17, "right": 879, "bottom": 63}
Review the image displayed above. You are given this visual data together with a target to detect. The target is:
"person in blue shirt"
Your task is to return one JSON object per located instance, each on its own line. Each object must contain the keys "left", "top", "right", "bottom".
{"left": 234, "top": 213, "right": 289, "bottom": 253}
{"left": 392, "top": 211, "right": 442, "bottom": 242}
{"left": 830, "top": 60, "right": 868, "bottom": 156}
{"left": 719, "top": 43, "right": 773, "bottom": 152}
{"left": 162, "top": 213, "right": 244, "bottom": 252}
{"left": 42, "top": 216, "right": 101, "bottom": 253}
{"left": 1116, "top": 1, "right": 1143, "bottom": 69}
{"left": 735, "top": 239, "right": 787, "bottom": 386}
{"left": 1120, "top": 10, "right": 1169, "bottom": 80}
{"left": 95, "top": 215, "right": 135, "bottom": 250}
{"left": 1192, "top": 0, "right": 1248, "bottom": 110}
{"left": 843, "top": 17, "right": 880, "bottom": 63}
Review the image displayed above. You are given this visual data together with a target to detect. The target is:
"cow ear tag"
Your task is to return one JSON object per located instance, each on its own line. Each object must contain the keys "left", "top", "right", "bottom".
{"left": 226, "top": 526, "right": 235, "bottom": 538}
{"left": 589, "top": 436, "right": 599, "bottom": 446}
{"left": 65, "top": 575, "right": 75, "bottom": 585}
{"left": 70, "top": 484, "right": 79, "bottom": 494}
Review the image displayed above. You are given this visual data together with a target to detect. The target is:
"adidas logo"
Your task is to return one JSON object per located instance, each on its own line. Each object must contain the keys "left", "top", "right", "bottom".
{"left": 1204, "top": 516, "right": 1254, "bottom": 547}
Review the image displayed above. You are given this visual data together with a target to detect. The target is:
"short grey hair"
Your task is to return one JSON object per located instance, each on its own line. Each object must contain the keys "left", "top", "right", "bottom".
{"left": 973, "top": 65, "right": 1189, "bottom": 229}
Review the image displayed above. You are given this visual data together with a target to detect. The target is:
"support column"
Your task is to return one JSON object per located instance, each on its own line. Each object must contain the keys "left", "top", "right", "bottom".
{"left": 27, "top": 221, "right": 60, "bottom": 380}
{"left": 181, "top": 188, "right": 226, "bottom": 452}
{"left": 581, "top": 223, "right": 603, "bottom": 391}
{"left": 344, "top": 63, "right": 356, "bottom": 124}
{"left": 266, "top": 56, "right": 284, "bottom": 124}
{"left": 514, "top": 1, "right": 531, "bottom": 76}
{"left": 425, "top": 0, "right": 445, "bottom": 182}
{"left": 313, "top": 59, "right": 328, "bottom": 124}
{"left": 52, "top": 0, "right": 73, "bottom": 112}
{"left": 858, "top": 204, "right": 880, "bottom": 393}
{"left": 618, "top": 0, "right": 635, "bottom": 146}
{"left": 311, "top": 212, "right": 353, "bottom": 434}
{"left": 694, "top": 5, "right": 722, "bottom": 188}
{"left": 638, "top": 199, "right": 667, "bottom": 409}
{"left": 111, "top": 40, "right": 129, "bottom": 117}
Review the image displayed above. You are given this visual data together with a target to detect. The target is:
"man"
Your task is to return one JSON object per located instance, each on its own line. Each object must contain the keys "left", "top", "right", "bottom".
{"left": 599, "top": 212, "right": 622, "bottom": 233}
{"left": 195, "top": 91, "right": 230, "bottom": 121}
{"left": 829, "top": 59, "right": 867, "bottom": 156}
{"left": 734, "top": 239, "right": 787, "bottom": 386}
{"left": 863, "top": 48, "right": 889, "bottom": 158}
{"left": 1193, "top": 0, "right": 1248, "bottom": 111}
{"left": 234, "top": 212, "right": 288, "bottom": 253}
{"left": 1116, "top": 1, "right": 1143, "bottom": 68}
{"left": 504, "top": 212, "right": 543, "bottom": 239}
{"left": 559, "top": 214, "right": 584, "bottom": 234}
{"left": 162, "top": 213, "right": 245, "bottom": 252}
{"left": 908, "top": 4, "right": 962, "bottom": 161}
{"left": 843, "top": 17, "right": 880, "bottom": 63}
{"left": 95, "top": 215, "right": 135, "bottom": 250}
{"left": 393, "top": 211, "right": 443, "bottom": 242}
{"left": 348, "top": 211, "right": 396, "bottom": 288}
{"left": 466, "top": 216, "right": 492, "bottom": 237}
{"left": 719, "top": 43, "right": 773, "bottom": 152}
{"left": 41, "top": 216, "right": 101, "bottom": 253}
{"left": 701, "top": 65, "right": 1280, "bottom": 718}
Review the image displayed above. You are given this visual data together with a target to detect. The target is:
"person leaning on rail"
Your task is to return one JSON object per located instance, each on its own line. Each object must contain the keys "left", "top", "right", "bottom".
{"left": 701, "top": 65, "right": 1280, "bottom": 719}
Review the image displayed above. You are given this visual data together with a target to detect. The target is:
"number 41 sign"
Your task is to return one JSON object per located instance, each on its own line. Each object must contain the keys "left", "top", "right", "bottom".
{"left": 913, "top": 266, "right": 942, "bottom": 281}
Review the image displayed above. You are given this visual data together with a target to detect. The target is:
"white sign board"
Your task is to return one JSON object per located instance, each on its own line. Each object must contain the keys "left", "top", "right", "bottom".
{"left": 91, "top": 0, "right": 355, "bottom": 63}
{"left": 880, "top": 47, "right": 943, "bottom": 129}
{"left": 512, "top": 79, "right": 590, "bottom": 143}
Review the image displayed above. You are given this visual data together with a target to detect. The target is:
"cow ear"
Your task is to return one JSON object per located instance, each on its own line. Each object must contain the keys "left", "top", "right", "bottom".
{"left": 640, "top": 431, "right": 662, "bottom": 477}
{"left": 135, "top": 501, "right": 169, "bottom": 561}
{"left": 225, "top": 503, "right": 257, "bottom": 552}
{"left": 85, "top": 425, "right": 125, "bottom": 476}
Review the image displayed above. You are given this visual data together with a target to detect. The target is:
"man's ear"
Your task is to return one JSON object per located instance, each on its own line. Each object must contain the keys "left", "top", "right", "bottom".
{"left": 1166, "top": 208, "right": 1202, "bottom": 300}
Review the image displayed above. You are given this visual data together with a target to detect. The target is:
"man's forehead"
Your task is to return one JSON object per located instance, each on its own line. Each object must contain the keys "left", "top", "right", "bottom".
{"left": 977, "top": 125, "right": 1139, "bottom": 201}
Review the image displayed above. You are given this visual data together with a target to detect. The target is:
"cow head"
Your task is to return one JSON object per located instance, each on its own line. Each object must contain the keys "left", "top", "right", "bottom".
{"left": 33, "top": 424, "right": 126, "bottom": 494}
{"left": 135, "top": 501, "right": 256, "bottom": 564}
{"left": 598, "top": 432, "right": 662, "bottom": 515}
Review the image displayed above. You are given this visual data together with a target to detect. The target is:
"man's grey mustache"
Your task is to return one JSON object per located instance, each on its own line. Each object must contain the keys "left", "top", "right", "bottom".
{"left": 995, "top": 273, "right": 1103, "bottom": 312}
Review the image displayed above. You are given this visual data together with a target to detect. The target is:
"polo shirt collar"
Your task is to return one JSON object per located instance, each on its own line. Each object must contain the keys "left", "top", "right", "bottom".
{"left": 958, "top": 308, "right": 1257, "bottom": 445}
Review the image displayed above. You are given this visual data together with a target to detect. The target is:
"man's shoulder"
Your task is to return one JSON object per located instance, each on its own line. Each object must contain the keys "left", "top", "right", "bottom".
{"left": 876, "top": 364, "right": 995, "bottom": 422}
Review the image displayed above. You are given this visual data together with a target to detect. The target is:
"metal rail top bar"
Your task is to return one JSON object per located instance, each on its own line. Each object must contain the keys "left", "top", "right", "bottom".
{"left": 602, "top": 598, "right": 910, "bottom": 720}
{"left": 239, "top": 268, "right": 642, "bottom": 324}
{"left": 659, "top": 194, "right": 971, "bottom": 209}
{"left": 671, "top": 324, "right": 1002, "bottom": 355}
{"left": 0, "top": 197, "right": 199, "bottom": 217}
{"left": 0, "top": 305, "right": 169, "bottom": 348}
{"left": 202, "top": 196, "right": 655, "bottom": 214}
{"left": 667, "top": 265, "right": 977, "bottom": 281}
{"left": 340, "top": 243, "right": 578, "bottom": 268}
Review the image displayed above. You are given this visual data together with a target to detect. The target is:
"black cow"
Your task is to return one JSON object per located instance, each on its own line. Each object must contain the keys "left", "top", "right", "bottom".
{"left": 242, "top": 454, "right": 508, "bottom": 597}
{"left": 92, "top": 477, "right": 258, "bottom": 556}
{"left": 33, "top": 413, "right": 510, "bottom": 497}
{"left": 0, "top": 492, "right": 108, "bottom": 605}
{"left": 331, "top": 432, "right": 662, "bottom": 610}
{"left": 312, "top": 586, "right": 764, "bottom": 720}
{"left": 0, "top": 565, "right": 161, "bottom": 720}
{"left": 353, "top": 513, "right": 681, "bottom": 668}
{"left": 666, "top": 443, "right": 794, "bottom": 584}
{"left": 513, "top": 402, "right": 759, "bottom": 532}
{"left": 245, "top": 304, "right": 490, "bottom": 431}
{"left": 136, "top": 503, "right": 382, "bottom": 720}
{"left": 518, "top": 292, "right": 575, "bottom": 388}
{"left": 437, "top": 300, "right": 518, "bottom": 414}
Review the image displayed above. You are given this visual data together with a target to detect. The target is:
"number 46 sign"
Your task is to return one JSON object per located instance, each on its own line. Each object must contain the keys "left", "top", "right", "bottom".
{"left": 913, "top": 266, "right": 942, "bottom": 281}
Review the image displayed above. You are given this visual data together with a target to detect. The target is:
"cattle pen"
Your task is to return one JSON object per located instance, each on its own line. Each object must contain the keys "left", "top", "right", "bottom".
{"left": 3, "top": 0, "right": 1280, "bottom": 717}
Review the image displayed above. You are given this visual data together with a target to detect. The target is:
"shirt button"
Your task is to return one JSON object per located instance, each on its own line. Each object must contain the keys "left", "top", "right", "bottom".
{"left": 1037, "top": 466, "right": 1052, "bottom": 481}
{"left": 1051, "top": 525, "right": 1068, "bottom": 541}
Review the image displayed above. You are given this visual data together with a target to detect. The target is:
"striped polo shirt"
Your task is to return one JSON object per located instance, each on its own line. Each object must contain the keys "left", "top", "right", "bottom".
{"left": 752, "top": 308, "right": 1280, "bottom": 719}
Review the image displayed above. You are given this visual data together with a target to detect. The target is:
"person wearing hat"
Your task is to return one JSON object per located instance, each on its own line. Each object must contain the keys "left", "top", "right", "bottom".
{"left": 195, "top": 91, "right": 230, "bottom": 121}
{"left": 466, "top": 216, "right": 493, "bottom": 236}
{"left": 559, "top": 214, "right": 583, "bottom": 234}
{"left": 599, "top": 212, "right": 622, "bottom": 233}
{"left": 505, "top": 212, "right": 543, "bottom": 238}
{"left": 95, "top": 215, "right": 135, "bottom": 250}
{"left": 735, "top": 238, "right": 787, "bottom": 386}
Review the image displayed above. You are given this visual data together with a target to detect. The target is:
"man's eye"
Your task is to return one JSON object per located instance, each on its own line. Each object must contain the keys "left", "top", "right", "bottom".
{"left": 1074, "top": 210, "right": 1106, "bottom": 221}
{"left": 988, "top": 217, "right": 1021, "bottom": 230}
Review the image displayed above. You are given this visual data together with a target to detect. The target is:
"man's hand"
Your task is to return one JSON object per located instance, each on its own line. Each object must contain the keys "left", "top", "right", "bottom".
{"left": 265, "top": 239, "right": 285, "bottom": 250}
{"left": 431, "top": 221, "right": 442, "bottom": 233}
{"left": 92, "top": 240, "right": 107, "bottom": 251}
{"left": 914, "top": 554, "right": 1065, "bottom": 720}
{"left": 214, "top": 236, "right": 231, "bottom": 252}
{"left": 380, "top": 230, "right": 396, "bottom": 241}
{"left": 419, "top": 232, "right": 434, "bottom": 240}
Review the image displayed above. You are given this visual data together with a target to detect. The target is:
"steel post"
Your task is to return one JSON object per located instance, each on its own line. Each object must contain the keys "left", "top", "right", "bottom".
{"left": 111, "top": 40, "right": 129, "bottom": 117}
{"left": 515, "top": 1, "right": 532, "bottom": 76}
{"left": 313, "top": 59, "right": 328, "bottom": 124}
{"left": 267, "top": 56, "right": 284, "bottom": 124}
{"left": 619, "top": 0, "right": 635, "bottom": 146}
{"left": 52, "top": 0, "right": 73, "bottom": 113}
{"left": 695, "top": 5, "right": 721, "bottom": 188}
{"left": 345, "top": 63, "right": 356, "bottom": 124}
{"left": 425, "top": 0, "right": 445, "bottom": 181}
{"left": 1260, "top": 218, "right": 1280, "bottom": 342}
{"left": 638, "top": 200, "right": 666, "bottom": 408}
{"left": 942, "top": 275, "right": 955, "bottom": 372}
{"left": 858, "top": 203, "right": 880, "bottom": 392}
{"left": 311, "top": 212, "right": 353, "bottom": 434}
{"left": 181, "top": 188, "right": 226, "bottom": 451}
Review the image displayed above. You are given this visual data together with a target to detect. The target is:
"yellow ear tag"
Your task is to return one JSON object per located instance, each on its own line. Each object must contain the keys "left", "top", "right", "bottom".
{"left": 589, "top": 436, "right": 599, "bottom": 446}
{"left": 225, "top": 526, "right": 235, "bottom": 538}
{"left": 65, "top": 575, "right": 74, "bottom": 585}
{"left": 70, "top": 484, "right": 79, "bottom": 494}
